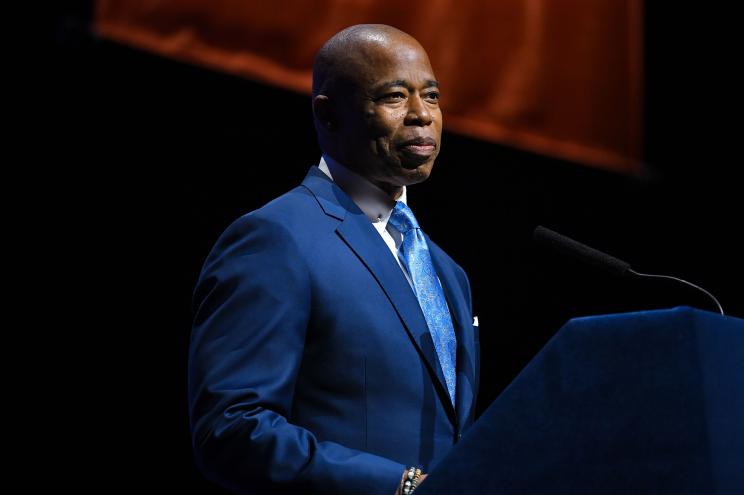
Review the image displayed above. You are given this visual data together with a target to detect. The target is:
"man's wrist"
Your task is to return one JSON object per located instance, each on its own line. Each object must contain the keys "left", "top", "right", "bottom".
{"left": 399, "top": 466, "right": 423, "bottom": 495}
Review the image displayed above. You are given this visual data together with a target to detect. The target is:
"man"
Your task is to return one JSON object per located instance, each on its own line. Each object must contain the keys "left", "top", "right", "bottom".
{"left": 189, "top": 24, "right": 479, "bottom": 495}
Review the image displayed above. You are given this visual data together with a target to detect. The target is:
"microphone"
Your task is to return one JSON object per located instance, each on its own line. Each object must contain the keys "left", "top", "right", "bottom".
{"left": 532, "top": 226, "right": 724, "bottom": 315}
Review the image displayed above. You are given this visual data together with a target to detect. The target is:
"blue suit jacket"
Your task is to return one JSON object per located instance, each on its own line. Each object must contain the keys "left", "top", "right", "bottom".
{"left": 189, "top": 166, "right": 480, "bottom": 495}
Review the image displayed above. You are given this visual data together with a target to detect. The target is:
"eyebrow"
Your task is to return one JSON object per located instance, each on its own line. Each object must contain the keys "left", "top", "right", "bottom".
{"left": 376, "top": 79, "right": 440, "bottom": 91}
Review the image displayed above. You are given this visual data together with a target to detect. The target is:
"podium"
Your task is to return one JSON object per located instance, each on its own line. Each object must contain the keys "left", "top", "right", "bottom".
{"left": 418, "top": 307, "right": 744, "bottom": 494}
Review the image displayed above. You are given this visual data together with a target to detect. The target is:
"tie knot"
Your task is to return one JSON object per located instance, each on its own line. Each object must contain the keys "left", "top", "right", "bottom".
{"left": 388, "top": 201, "right": 420, "bottom": 234}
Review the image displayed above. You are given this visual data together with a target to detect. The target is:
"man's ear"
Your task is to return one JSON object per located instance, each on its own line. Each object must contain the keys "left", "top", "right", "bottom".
{"left": 313, "top": 95, "right": 336, "bottom": 131}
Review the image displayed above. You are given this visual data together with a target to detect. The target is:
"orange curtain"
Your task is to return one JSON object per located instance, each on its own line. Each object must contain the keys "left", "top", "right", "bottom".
{"left": 95, "top": 0, "right": 643, "bottom": 174}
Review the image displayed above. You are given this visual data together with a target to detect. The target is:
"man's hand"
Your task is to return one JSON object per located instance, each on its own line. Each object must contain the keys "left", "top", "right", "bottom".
{"left": 394, "top": 470, "right": 427, "bottom": 495}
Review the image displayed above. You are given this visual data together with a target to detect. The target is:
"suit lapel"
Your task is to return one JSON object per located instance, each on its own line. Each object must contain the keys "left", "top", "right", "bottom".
{"left": 302, "top": 167, "right": 457, "bottom": 423}
{"left": 426, "top": 236, "right": 478, "bottom": 431}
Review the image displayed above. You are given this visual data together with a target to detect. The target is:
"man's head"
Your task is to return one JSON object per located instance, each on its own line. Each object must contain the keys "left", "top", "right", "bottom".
{"left": 312, "top": 24, "right": 442, "bottom": 198}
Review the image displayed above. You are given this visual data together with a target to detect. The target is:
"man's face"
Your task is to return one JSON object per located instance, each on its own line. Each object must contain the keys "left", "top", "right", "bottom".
{"left": 337, "top": 38, "right": 442, "bottom": 192}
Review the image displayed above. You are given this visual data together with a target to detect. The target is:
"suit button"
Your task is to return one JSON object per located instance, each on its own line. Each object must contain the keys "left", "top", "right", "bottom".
{"left": 457, "top": 433, "right": 462, "bottom": 441}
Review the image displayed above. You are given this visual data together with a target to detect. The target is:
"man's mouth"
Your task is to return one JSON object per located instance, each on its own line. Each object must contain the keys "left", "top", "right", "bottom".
{"left": 399, "top": 138, "right": 437, "bottom": 158}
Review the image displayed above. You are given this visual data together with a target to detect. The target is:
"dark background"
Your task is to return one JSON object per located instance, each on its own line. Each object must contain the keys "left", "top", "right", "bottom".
{"left": 52, "top": 2, "right": 741, "bottom": 491}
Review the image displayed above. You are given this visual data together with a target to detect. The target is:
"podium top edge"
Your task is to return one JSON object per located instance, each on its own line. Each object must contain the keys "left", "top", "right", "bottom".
{"left": 567, "top": 306, "right": 740, "bottom": 325}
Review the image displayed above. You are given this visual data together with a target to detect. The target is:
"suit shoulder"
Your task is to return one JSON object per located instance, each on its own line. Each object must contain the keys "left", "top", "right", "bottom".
{"left": 245, "top": 185, "right": 318, "bottom": 224}
{"left": 202, "top": 185, "right": 316, "bottom": 261}
{"left": 220, "top": 185, "right": 319, "bottom": 237}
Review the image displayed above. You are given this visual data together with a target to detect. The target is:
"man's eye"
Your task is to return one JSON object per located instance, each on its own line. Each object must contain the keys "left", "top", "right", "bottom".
{"left": 425, "top": 92, "right": 440, "bottom": 102}
{"left": 379, "top": 92, "right": 406, "bottom": 102}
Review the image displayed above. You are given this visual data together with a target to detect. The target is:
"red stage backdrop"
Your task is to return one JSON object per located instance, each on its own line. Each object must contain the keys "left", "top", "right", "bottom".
{"left": 95, "top": 0, "right": 643, "bottom": 174}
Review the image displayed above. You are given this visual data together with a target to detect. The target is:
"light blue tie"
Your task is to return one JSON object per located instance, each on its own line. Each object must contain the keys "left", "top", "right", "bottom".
{"left": 389, "top": 201, "right": 457, "bottom": 406}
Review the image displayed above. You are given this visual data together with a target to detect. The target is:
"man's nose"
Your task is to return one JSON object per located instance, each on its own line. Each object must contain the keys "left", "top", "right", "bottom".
{"left": 405, "top": 93, "right": 433, "bottom": 126}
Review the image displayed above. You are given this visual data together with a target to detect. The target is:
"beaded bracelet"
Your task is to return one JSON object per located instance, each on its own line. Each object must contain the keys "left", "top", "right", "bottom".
{"left": 401, "top": 466, "right": 423, "bottom": 495}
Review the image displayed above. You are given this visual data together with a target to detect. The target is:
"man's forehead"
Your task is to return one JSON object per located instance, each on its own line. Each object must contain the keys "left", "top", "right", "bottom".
{"left": 312, "top": 25, "right": 435, "bottom": 97}
{"left": 350, "top": 40, "right": 434, "bottom": 82}
{"left": 355, "top": 36, "right": 427, "bottom": 63}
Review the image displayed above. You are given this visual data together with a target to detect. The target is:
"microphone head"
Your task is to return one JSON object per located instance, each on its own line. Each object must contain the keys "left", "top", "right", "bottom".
{"left": 533, "top": 226, "right": 631, "bottom": 277}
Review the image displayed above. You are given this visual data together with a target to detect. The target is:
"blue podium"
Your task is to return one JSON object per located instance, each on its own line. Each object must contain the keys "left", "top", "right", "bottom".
{"left": 418, "top": 307, "right": 744, "bottom": 495}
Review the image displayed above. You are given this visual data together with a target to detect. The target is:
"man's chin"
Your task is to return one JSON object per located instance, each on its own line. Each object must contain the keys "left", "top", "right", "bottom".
{"left": 399, "top": 160, "right": 435, "bottom": 184}
{"left": 399, "top": 150, "right": 437, "bottom": 168}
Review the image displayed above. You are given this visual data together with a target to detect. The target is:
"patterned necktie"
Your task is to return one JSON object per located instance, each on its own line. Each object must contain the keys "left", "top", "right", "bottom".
{"left": 388, "top": 201, "right": 457, "bottom": 406}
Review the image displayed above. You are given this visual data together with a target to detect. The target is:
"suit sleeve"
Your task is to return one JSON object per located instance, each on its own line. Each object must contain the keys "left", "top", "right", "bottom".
{"left": 188, "top": 213, "right": 405, "bottom": 495}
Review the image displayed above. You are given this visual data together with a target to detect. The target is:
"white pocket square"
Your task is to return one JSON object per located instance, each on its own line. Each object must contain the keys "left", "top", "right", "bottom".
{"left": 473, "top": 316, "right": 479, "bottom": 327}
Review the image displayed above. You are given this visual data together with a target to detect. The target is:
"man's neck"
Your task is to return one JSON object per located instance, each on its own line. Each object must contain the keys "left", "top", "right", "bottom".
{"left": 318, "top": 154, "right": 408, "bottom": 223}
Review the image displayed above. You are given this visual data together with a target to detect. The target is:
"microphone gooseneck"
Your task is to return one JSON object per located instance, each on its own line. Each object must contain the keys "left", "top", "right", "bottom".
{"left": 533, "top": 226, "right": 725, "bottom": 316}
{"left": 627, "top": 269, "right": 724, "bottom": 315}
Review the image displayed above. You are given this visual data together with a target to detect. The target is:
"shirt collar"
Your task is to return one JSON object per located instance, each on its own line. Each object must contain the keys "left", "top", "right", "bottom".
{"left": 318, "top": 154, "right": 408, "bottom": 225}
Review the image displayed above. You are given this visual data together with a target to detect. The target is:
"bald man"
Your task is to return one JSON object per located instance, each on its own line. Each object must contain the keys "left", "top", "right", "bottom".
{"left": 189, "top": 25, "right": 479, "bottom": 495}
